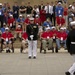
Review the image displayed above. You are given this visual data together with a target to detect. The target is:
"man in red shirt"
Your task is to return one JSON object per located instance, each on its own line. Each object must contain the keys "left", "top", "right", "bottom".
{"left": 56, "top": 27, "right": 67, "bottom": 50}
{"left": 7, "top": 14, "right": 15, "bottom": 29}
{"left": 14, "top": 25, "right": 22, "bottom": 41}
{"left": 21, "top": 32, "right": 28, "bottom": 53}
{"left": 1, "top": 27, "right": 14, "bottom": 53}
{"left": 41, "top": 27, "right": 53, "bottom": 53}
{"left": 56, "top": 15, "right": 65, "bottom": 27}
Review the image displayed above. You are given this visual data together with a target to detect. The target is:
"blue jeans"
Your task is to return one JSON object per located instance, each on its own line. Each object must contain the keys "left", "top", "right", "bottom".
{"left": 56, "top": 39, "right": 66, "bottom": 49}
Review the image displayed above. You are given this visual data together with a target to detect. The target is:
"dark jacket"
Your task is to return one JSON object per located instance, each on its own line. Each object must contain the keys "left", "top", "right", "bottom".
{"left": 66, "top": 29, "right": 75, "bottom": 55}
{"left": 26, "top": 24, "right": 38, "bottom": 40}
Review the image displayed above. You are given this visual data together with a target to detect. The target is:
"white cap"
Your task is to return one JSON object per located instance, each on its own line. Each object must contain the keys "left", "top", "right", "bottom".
{"left": 35, "top": 15, "right": 39, "bottom": 17}
{"left": 3, "top": 23, "right": 6, "bottom": 25}
{"left": 5, "top": 27, "right": 9, "bottom": 30}
{"left": 29, "top": 17, "right": 34, "bottom": 20}
{"left": 71, "top": 14, "right": 74, "bottom": 16}
{"left": 9, "top": 14, "right": 13, "bottom": 17}
{"left": 52, "top": 26, "right": 56, "bottom": 29}
{"left": 19, "top": 14, "right": 22, "bottom": 17}
{"left": 27, "top": 15, "right": 30, "bottom": 17}
{"left": 46, "top": 27, "right": 50, "bottom": 30}
{"left": 0, "top": 3, "right": 2, "bottom": 5}
{"left": 59, "top": 15, "right": 62, "bottom": 17}
{"left": 70, "top": 21, "right": 75, "bottom": 26}
{"left": 63, "top": 27, "right": 66, "bottom": 29}
{"left": 69, "top": 5, "right": 72, "bottom": 7}
{"left": 18, "top": 25, "right": 21, "bottom": 28}
{"left": 60, "top": 27, "right": 64, "bottom": 30}
{"left": 58, "top": 2, "right": 61, "bottom": 5}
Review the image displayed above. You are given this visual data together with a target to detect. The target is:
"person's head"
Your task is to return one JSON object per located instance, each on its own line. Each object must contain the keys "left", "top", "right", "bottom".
{"left": 35, "top": 15, "right": 39, "bottom": 18}
{"left": 27, "top": 15, "right": 30, "bottom": 18}
{"left": 5, "top": 27, "right": 9, "bottom": 33}
{"left": 46, "top": 27, "right": 50, "bottom": 32}
{"left": 34, "top": 5, "right": 37, "bottom": 9}
{"left": 51, "top": 26, "right": 56, "bottom": 31}
{"left": 3, "top": 23, "right": 6, "bottom": 28}
{"left": 70, "top": 21, "right": 75, "bottom": 29}
{"left": 21, "top": 2, "right": 25, "bottom": 6}
{"left": 29, "top": 17, "right": 34, "bottom": 24}
{"left": 14, "top": 2, "right": 18, "bottom": 6}
{"left": 59, "top": 15, "right": 62, "bottom": 19}
{"left": 9, "top": 14, "right": 13, "bottom": 18}
{"left": 60, "top": 27, "right": 64, "bottom": 32}
{"left": 46, "top": 18, "right": 50, "bottom": 22}
{"left": 19, "top": 14, "right": 23, "bottom": 19}
{"left": 40, "top": 1, "right": 44, "bottom": 5}
{"left": 0, "top": 3, "right": 2, "bottom": 9}
{"left": 17, "top": 25, "right": 21, "bottom": 29}
{"left": 58, "top": 2, "right": 62, "bottom": 7}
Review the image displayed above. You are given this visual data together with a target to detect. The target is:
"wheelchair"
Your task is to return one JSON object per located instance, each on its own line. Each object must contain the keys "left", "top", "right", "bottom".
{"left": 0, "top": 39, "right": 14, "bottom": 53}
{"left": 40, "top": 38, "right": 58, "bottom": 54}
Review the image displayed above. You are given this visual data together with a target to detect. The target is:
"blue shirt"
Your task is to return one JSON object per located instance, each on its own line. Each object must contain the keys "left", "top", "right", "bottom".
{"left": 0, "top": 9, "right": 4, "bottom": 16}
{"left": 43, "top": 21, "right": 52, "bottom": 27}
{"left": 17, "top": 18, "right": 25, "bottom": 23}
{"left": 0, "top": 27, "right": 5, "bottom": 33}
{"left": 55, "top": 6, "right": 64, "bottom": 16}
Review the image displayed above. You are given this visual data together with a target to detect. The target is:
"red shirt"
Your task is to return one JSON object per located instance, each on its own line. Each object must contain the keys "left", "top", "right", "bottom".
{"left": 56, "top": 31, "right": 67, "bottom": 40}
{"left": 57, "top": 17, "right": 65, "bottom": 26}
{"left": 24, "top": 18, "right": 30, "bottom": 25}
{"left": 22, "top": 32, "right": 28, "bottom": 40}
{"left": 64, "top": 8, "right": 68, "bottom": 16}
{"left": 15, "top": 28, "right": 22, "bottom": 33}
{"left": 1, "top": 32, "right": 14, "bottom": 40}
{"left": 34, "top": 18, "right": 41, "bottom": 25}
{"left": 7, "top": 18, "right": 15, "bottom": 26}
{"left": 41, "top": 31, "right": 53, "bottom": 39}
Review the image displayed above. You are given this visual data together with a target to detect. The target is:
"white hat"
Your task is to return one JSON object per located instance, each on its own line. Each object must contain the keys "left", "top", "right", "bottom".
{"left": 9, "top": 14, "right": 13, "bottom": 17}
{"left": 29, "top": 17, "right": 34, "bottom": 20}
{"left": 35, "top": 15, "right": 39, "bottom": 17}
{"left": 27, "top": 15, "right": 30, "bottom": 17}
{"left": 58, "top": 2, "right": 61, "bottom": 5}
{"left": 19, "top": 14, "right": 22, "bottom": 17}
{"left": 59, "top": 15, "right": 62, "bottom": 17}
{"left": 52, "top": 26, "right": 56, "bottom": 29}
{"left": 69, "top": 5, "right": 72, "bottom": 7}
{"left": 46, "top": 27, "right": 50, "bottom": 30}
{"left": 5, "top": 27, "right": 9, "bottom": 30}
{"left": 60, "top": 27, "right": 64, "bottom": 30}
{"left": 63, "top": 27, "right": 66, "bottom": 29}
{"left": 0, "top": 3, "right": 2, "bottom": 5}
{"left": 18, "top": 25, "right": 21, "bottom": 28}
{"left": 70, "top": 21, "right": 75, "bottom": 26}
{"left": 71, "top": 14, "right": 74, "bottom": 16}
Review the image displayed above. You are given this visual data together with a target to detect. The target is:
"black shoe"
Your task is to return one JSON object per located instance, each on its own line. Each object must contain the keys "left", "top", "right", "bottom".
{"left": 73, "top": 72, "right": 75, "bottom": 75}
{"left": 6, "top": 50, "right": 10, "bottom": 53}
{"left": 28, "top": 56, "right": 31, "bottom": 59}
{"left": 65, "top": 71, "right": 70, "bottom": 75}
{"left": 44, "top": 50, "right": 46, "bottom": 54}
{"left": 33, "top": 56, "right": 36, "bottom": 59}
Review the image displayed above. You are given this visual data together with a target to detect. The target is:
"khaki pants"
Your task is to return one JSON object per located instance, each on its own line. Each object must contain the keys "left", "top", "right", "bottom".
{"left": 42, "top": 38, "right": 53, "bottom": 50}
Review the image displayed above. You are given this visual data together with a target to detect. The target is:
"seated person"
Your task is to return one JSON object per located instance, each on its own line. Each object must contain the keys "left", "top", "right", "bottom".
{"left": 0, "top": 23, "right": 6, "bottom": 33}
{"left": 21, "top": 31, "right": 28, "bottom": 53}
{"left": 51, "top": 26, "right": 58, "bottom": 40}
{"left": 41, "top": 27, "right": 53, "bottom": 53}
{"left": 43, "top": 18, "right": 53, "bottom": 31}
{"left": 7, "top": 14, "right": 15, "bottom": 30}
{"left": 56, "top": 15, "right": 65, "bottom": 28}
{"left": 56, "top": 27, "right": 67, "bottom": 50}
{"left": 14, "top": 25, "right": 22, "bottom": 41}
{"left": 16, "top": 14, "right": 25, "bottom": 30}
{"left": 1, "top": 27, "right": 14, "bottom": 53}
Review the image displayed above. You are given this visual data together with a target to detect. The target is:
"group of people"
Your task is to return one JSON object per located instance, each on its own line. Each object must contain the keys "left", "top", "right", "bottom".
{"left": 0, "top": 0, "right": 75, "bottom": 75}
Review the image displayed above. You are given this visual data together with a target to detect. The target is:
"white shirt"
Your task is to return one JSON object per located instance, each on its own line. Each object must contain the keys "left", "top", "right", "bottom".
{"left": 44, "top": 5, "right": 53, "bottom": 14}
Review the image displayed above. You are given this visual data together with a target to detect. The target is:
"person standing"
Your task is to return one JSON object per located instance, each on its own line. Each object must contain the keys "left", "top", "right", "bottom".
{"left": 26, "top": 17, "right": 38, "bottom": 59}
{"left": 65, "top": 21, "right": 75, "bottom": 75}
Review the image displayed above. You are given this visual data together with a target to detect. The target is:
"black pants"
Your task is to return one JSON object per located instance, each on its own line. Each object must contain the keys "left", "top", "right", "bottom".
{"left": 0, "top": 15, "right": 4, "bottom": 28}
{"left": 46, "top": 13, "right": 51, "bottom": 20}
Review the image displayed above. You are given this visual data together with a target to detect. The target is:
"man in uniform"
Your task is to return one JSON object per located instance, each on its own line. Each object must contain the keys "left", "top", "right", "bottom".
{"left": 26, "top": 17, "right": 38, "bottom": 59}
{"left": 65, "top": 21, "right": 75, "bottom": 75}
